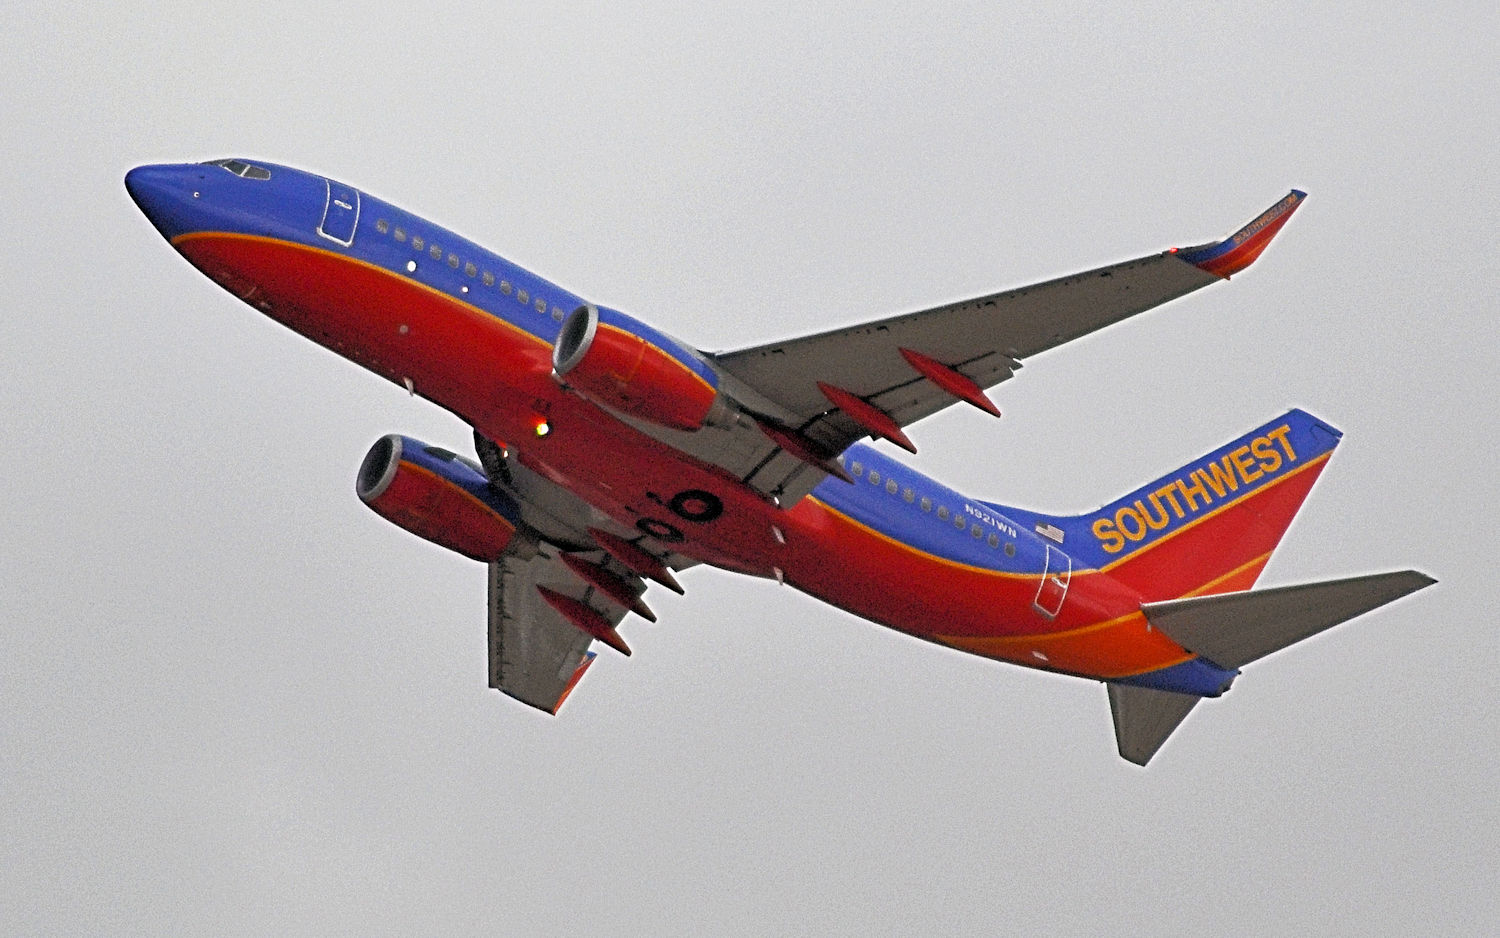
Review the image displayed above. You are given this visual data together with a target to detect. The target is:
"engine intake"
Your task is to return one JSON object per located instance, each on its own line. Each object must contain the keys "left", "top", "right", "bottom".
{"left": 552, "top": 304, "right": 725, "bottom": 431}
{"left": 358, "top": 435, "right": 521, "bottom": 561}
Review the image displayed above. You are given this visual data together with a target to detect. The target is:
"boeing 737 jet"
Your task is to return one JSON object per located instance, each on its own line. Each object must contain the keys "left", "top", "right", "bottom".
{"left": 126, "top": 159, "right": 1433, "bottom": 764}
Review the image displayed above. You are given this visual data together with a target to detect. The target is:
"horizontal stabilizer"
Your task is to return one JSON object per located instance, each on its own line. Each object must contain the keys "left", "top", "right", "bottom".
{"left": 1142, "top": 570, "right": 1436, "bottom": 670}
{"left": 1108, "top": 684, "right": 1201, "bottom": 766}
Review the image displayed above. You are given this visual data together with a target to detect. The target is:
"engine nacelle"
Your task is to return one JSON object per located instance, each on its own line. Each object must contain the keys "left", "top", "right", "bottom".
{"left": 552, "top": 304, "right": 728, "bottom": 431}
{"left": 357, "top": 435, "right": 522, "bottom": 561}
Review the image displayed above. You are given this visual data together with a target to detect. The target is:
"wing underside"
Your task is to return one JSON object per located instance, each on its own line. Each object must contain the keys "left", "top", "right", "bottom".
{"left": 701, "top": 192, "right": 1304, "bottom": 500}
{"left": 488, "top": 551, "right": 601, "bottom": 713}
{"left": 488, "top": 543, "right": 657, "bottom": 713}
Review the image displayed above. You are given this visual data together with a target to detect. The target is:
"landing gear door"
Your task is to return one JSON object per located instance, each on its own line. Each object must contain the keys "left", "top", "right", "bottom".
{"left": 318, "top": 179, "right": 360, "bottom": 246}
{"left": 1034, "top": 545, "right": 1071, "bottom": 618}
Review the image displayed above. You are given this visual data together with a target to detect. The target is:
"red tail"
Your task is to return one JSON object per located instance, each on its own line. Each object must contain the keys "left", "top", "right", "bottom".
{"left": 1040, "top": 410, "right": 1343, "bottom": 603}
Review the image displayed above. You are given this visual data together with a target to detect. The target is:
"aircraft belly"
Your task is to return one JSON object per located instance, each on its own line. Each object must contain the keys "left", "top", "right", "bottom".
{"left": 775, "top": 497, "right": 1193, "bottom": 680}
{"left": 171, "top": 231, "right": 1203, "bottom": 683}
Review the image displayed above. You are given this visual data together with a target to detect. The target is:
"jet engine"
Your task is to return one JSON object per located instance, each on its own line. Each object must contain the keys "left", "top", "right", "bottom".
{"left": 552, "top": 304, "right": 731, "bottom": 431}
{"left": 357, "top": 435, "right": 522, "bottom": 561}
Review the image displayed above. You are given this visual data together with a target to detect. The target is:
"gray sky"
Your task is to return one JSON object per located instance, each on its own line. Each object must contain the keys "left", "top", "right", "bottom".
{"left": 3, "top": 2, "right": 1494, "bottom": 934}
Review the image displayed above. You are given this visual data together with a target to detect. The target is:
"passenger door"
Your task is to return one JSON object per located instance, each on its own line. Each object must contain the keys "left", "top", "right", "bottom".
{"left": 1034, "top": 545, "right": 1071, "bottom": 618}
{"left": 317, "top": 179, "right": 360, "bottom": 246}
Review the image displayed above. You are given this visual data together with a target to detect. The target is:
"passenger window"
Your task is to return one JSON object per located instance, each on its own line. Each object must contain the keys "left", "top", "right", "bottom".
{"left": 448, "top": 253, "right": 460, "bottom": 269}
{"left": 868, "top": 470, "right": 880, "bottom": 485}
{"left": 376, "top": 219, "right": 390, "bottom": 234}
{"left": 987, "top": 533, "right": 1000, "bottom": 548}
{"left": 535, "top": 297, "right": 547, "bottom": 313}
{"left": 937, "top": 506, "right": 949, "bottom": 520}
{"left": 394, "top": 227, "right": 406, "bottom": 242}
{"left": 886, "top": 479, "right": 898, "bottom": 495}
{"left": 482, "top": 271, "right": 494, "bottom": 286}
{"left": 971, "top": 523, "right": 983, "bottom": 538}
{"left": 850, "top": 462, "right": 863, "bottom": 478}
{"left": 518, "top": 289, "right": 529, "bottom": 304}
{"left": 552, "top": 308, "right": 564, "bottom": 321}
{"left": 1005, "top": 543, "right": 1016, "bottom": 557}
{"left": 500, "top": 280, "right": 512, "bottom": 295}
{"left": 902, "top": 487, "right": 915, "bottom": 503}
{"left": 412, "top": 235, "right": 425, "bottom": 251}
{"left": 920, "top": 497, "right": 932, "bottom": 512}
{"left": 954, "top": 515, "right": 966, "bottom": 530}
{"left": 429, "top": 245, "right": 442, "bottom": 260}
{"left": 465, "top": 262, "right": 477, "bottom": 277}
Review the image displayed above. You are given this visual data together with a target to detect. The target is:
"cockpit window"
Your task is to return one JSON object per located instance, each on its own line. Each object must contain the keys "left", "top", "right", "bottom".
{"left": 204, "top": 158, "right": 272, "bottom": 180}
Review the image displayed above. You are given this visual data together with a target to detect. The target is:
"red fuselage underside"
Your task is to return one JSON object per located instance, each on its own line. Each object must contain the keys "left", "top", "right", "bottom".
{"left": 177, "top": 232, "right": 1325, "bottom": 681}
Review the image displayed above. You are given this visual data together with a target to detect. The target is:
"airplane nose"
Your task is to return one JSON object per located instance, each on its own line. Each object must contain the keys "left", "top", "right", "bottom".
{"left": 125, "top": 164, "right": 170, "bottom": 212}
{"left": 125, "top": 163, "right": 206, "bottom": 240}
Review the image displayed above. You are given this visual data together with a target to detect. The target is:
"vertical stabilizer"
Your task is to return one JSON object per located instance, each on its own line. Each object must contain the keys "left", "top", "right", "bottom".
{"left": 1004, "top": 409, "right": 1344, "bottom": 602}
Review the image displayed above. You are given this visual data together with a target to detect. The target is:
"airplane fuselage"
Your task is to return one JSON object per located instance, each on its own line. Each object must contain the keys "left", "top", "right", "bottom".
{"left": 126, "top": 160, "right": 1258, "bottom": 696}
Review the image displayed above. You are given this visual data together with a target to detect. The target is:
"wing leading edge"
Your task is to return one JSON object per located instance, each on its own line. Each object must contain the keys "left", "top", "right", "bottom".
{"left": 713, "top": 191, "right": 1305, "bottom": 466}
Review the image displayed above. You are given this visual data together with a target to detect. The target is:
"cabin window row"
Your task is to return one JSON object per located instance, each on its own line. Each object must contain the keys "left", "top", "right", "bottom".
{"left": 840, "top": 458, "right": 1016, "bottom": 556}
{"left": 373, "top": 218, "right": 568, "bottom": 321}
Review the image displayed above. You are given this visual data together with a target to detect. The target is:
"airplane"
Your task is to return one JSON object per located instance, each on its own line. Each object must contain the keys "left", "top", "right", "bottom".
{"left": 125, "top": 158, "right": 1433, "bottom": 765}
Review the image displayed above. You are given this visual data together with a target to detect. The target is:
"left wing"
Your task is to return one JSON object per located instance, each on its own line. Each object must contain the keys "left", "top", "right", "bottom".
{"left": 488, "top": 542, "right": 650, "bottom": 713}
{"left": 709, "top": 191, "right": 1304, "bottom": 496}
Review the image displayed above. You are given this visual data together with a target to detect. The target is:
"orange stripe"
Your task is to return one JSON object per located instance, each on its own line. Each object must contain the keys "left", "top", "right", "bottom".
{"left": 171, "top": 231, "right": 554, "bottom": 352}
{"left": 934, "top": 608, "right": 1141, "bottom": 647}
{"left": 1180, "top": 550, "right": 1273, "bottom": 597}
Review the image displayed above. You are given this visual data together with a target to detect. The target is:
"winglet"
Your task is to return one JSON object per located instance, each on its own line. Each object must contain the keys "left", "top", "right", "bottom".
{"left": 1174, "top": 190, "right": 1306, "bottom": 279}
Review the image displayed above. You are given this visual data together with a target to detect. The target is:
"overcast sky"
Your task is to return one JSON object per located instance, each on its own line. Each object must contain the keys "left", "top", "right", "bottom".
{"left": 3, "top": 2, "right": 1494, "bottom": 935}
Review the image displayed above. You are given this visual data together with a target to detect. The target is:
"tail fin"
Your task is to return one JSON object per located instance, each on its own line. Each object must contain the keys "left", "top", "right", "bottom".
{"left": 1006, "top": 409, "right": 1344, "bottom": 602}
{"left": 1110, "top": 570, "right": 1436, "bottom": 765}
